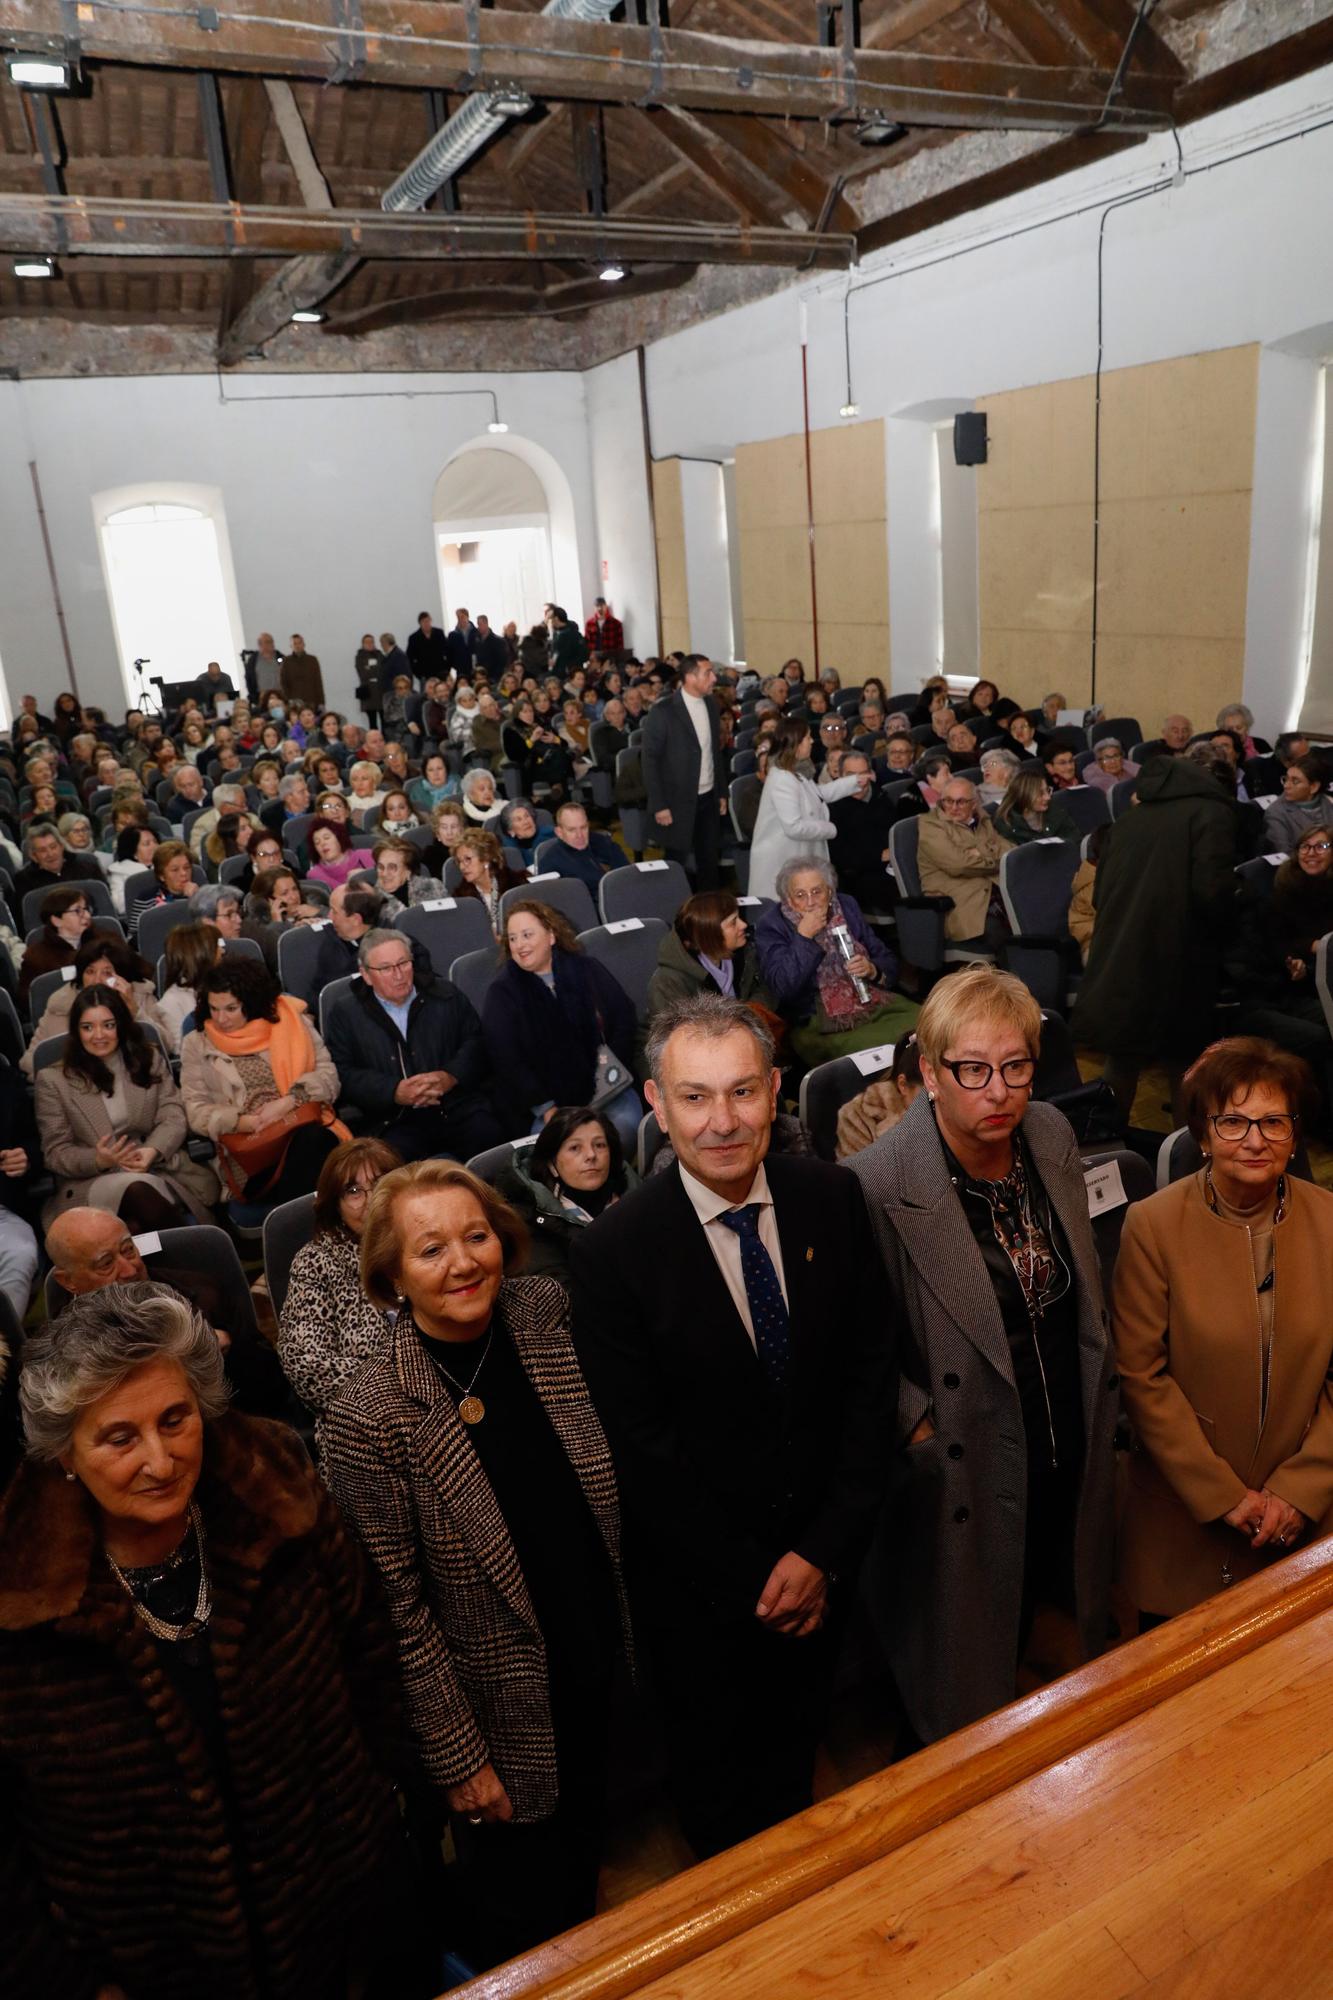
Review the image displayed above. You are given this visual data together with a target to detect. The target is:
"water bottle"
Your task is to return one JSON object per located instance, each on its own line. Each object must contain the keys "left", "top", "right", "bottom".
{"left": 831, "top": 923, "right": 871, "bottom": 1005}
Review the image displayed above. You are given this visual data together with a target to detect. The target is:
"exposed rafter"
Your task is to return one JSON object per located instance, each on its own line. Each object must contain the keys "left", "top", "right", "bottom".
{"left": 324, "top": 263, "right": 695, "bottom": 334}
{"left": 0, "top": 192, "right": 858, "bottom": 269}
{"left": 0, "top": 0, "right": 1177, "bottom": 131}
{"left": 691, "top": 112, "right": 859, "bottom": 230}
{"left": 645, "top": 106, "right": 793, "bottom": 227}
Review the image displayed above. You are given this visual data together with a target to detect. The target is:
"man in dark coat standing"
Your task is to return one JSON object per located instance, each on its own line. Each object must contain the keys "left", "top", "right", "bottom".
{"left": 444, "top": 607, "right": 477, "bottom": 682}
{"left": 641, "top": 654, "right": 723, "bottom": 889}
{"left": 406, "top": 611, "right": 449, "bottom": 685}
{"left": 571, "top": 994, "right": 892, "bottom": 1859}
{"left": 1073, "top": 750, "right": 1239, "bottom": 1124}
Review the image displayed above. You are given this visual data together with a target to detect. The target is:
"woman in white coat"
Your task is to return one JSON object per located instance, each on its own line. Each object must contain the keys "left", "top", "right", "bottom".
{"left": 747, "top": 717, "right": 861, "bottom": 901}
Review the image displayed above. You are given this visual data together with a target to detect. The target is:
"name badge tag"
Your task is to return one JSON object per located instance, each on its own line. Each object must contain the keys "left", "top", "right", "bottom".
{"left": 421, "top": 898, "right": 457, "bottom": 911}
{"left": 1084, "top": 1159, "right": 1127, "bottom": 1216}
{"left": 850, "top": 1044, "right": 894, "bottom": 1077}
{"left": 606, "top": 918, "right": 644, "bottom": 933}
{"left": 638, "top": 860, "right": 670, "bottom": 872}
{"left": 132, "top": 1231, "right": 162, "bottom": 1257}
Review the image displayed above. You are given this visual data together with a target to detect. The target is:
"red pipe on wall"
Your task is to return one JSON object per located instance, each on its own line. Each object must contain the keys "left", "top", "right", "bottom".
{"left": 800, "top": 341, "right": 821, "bottom": 674}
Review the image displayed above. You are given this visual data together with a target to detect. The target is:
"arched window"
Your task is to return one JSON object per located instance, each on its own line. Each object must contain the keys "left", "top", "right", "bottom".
{"left": 97, "top": 491, "right": 243, "bottom": 710}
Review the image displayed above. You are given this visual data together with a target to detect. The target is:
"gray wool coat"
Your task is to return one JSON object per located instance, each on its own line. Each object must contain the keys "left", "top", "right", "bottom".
{"left": 846, "top": 1093, "right": 1118, "bottom": 1744}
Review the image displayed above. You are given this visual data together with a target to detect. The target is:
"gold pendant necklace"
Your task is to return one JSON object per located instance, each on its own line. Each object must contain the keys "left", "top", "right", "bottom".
{"left": 429, "top": 1329, "right": 494, "bottom": 1425}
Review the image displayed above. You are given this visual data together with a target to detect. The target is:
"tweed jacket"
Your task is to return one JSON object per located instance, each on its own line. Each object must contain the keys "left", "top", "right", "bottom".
{"left": 277, "top": 1226, "right": 392, "bottom": 1446}
{"left": 0, "top": 1416, "right": 406, "bottom": 2000}
{"left": 846, "top": 1095, "right": 1118, "bottom": 1744}
{"left": 1113, "top": 1171, "right": 1333, "bottom": 1615}
{"left": 321, "top": 1275, "right": 631, "bottom": 1823}
{"left": 34, "top": 1050, "right": 220, "bottom": 1227}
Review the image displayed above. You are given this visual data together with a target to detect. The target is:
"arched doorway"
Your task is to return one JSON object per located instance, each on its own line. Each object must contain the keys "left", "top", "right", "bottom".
{"left": 432, "top": 447, "right": 555, "bottom": 639}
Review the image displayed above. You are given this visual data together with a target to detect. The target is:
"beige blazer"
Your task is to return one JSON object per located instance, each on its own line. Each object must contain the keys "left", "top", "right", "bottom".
{"left": 1113, "top": 1170, "right": 1333, "bottom": 1615}
{"left": 34, "top": 1052, "right": 219, "bottom": 1225}
{"left": 179, "top": 1018, "right": 340, "bottom": 1141}
{"left": 916, "top": 808, "right": 1012, "bottom": 940}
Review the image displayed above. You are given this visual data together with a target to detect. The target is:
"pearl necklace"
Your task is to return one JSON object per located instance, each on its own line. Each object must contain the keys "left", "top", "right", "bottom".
{"left": 105, "top": 1501, "right": 212, "bottom": 1643}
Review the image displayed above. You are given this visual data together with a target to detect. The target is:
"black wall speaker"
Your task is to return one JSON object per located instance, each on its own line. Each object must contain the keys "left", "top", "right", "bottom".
{"left": 953, "top": 412, "right": 988, "bottom": 466}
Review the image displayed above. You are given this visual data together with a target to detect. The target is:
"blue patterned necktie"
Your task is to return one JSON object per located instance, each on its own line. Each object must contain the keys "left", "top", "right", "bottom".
{"left": 716, "top": 1202, "right": 790, "bottom": 1389}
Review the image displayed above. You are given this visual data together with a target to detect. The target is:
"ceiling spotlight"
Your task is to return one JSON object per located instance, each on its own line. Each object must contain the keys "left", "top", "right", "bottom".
{"left": 487, "top": 419, "right": 510, "bottom": 434}
{"left": 852, "top": 113, "right": 905, "bottom": 147}
{"left": 598, "top": 261, "right": 627, "bottom": 283}
{"left": 290, "top": 308, "right": 326, "bottom": 324}
{"left": 13, "top": 255, "right": 56, "bottom": 279}
{"left": 840, "top": 402, "right": 860, "bottom": 419}
{"left": 5, "top": 53, "right": 76, "bottom": 89}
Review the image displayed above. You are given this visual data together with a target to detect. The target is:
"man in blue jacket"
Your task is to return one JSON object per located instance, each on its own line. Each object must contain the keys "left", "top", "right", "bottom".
{"left": 323, "top": 928, "right": 503, "bottom": 1161}
{"left": 540, "top": 802, "right": 623, "bottom": 891}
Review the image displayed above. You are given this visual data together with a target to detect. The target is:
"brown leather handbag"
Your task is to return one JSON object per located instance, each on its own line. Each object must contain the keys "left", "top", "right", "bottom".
{"left": 216, "top": 1101, "right": 326, "bottom": 1199}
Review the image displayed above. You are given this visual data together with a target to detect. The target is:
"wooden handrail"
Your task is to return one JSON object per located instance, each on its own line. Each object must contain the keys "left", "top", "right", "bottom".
{"left": 450, "top": 1536, "right": 1333, "bottom": 1999}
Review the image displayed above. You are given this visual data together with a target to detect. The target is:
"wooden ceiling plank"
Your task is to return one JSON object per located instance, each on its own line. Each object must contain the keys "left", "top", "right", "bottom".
{"left": 0, "top": 1, "right": 1176, "bottom": 132}
{"left": 644, "top": 106, "right": 791, "bottom": 226}
{"left": 693, "top": 111, "right": 858, "bottom": 229}
{"left": 981, "top": 0, "right": 1078, "bottom": 68}
{"left": 217, "top": 76, "right": 269, "bottom": 346}
{"left": 611, "top": 159, "right": 692, "bottom": 215}
{"left": 862, "top": 0, "right": 970, "bottom": 55}
{"left": 1044, "top": 0, "right": 1186, "bottom": 78}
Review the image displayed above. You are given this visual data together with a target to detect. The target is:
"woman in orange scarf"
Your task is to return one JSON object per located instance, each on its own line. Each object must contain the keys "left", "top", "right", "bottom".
{"left": 180, "top": 954, "right": 350, "bottom": 1205}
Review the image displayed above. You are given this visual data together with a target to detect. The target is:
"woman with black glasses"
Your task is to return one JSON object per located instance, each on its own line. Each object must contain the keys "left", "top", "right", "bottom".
{"left": 1114, "top": 1037, "right": 1333, "bottom": 1625}
{"left": 845, "top": 964, "right": 1118, "bottom": 1747}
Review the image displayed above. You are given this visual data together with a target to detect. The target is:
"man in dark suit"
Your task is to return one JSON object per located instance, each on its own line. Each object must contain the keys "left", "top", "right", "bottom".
{"left": 571, "top": 994, "right": 893, "bottom": 1858}
{"left": 444, "top": 607, "right": 477, "bottom": 682}
{"left": 641, "top": 653, "right": 723, "bottom": 889}
{"left": 406, "top": 611, "right": 449, "bottom": 684}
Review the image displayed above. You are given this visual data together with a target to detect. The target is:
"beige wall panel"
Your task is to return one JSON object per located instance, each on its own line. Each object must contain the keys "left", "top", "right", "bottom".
{"left": 978, "top": 375, "right": 1095, "bottom": 515}
{"left": 744, "top": 618, "right": 819, "bottom": 672}
{"left": 652, "top": 458, "right": 690, "bottom": 654}
{"left": 809, "top": 419, "right": 886, "bottom": 524}
{"left": 739, "top": 525, "right": 813, "bottom": 624}
{"left": 820, "top": 622, "right": 894, "bottom": 677}
{"left": 734, "top": 435, "right": 810, "bottom": 530}
{"left": 979, "top": 504, "right": 1094, "bottom": 636}
{"left": 1094, "top": 635, "right": 1246, "bottom": 732}
{"left": 1097, "top": 493, "right": 1252, "bottom": 641}
{"left": 980, "top": 629, "right": 1095, "bottom": 708}
{"left": 977, "top": 343, "right": 1258, "bottom": 717}
{"left": 812, "top": 521, "right": 891, "bottom": 626}
{"left": 1098, "top": 347, "right": 1260, "bottom": 502}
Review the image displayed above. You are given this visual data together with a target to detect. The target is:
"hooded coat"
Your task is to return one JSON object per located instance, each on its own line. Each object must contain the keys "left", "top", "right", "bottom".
{"left": 1072, "top": 756, "right": 1238, "bottom": 1059}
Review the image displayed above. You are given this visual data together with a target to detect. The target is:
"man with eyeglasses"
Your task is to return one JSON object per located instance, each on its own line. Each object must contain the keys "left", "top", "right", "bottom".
{"left": 323, "top": 926, "right": 502, "bottom": 1163}
{"left": 916, "top": 777, "right": 1012, "bottom": 949}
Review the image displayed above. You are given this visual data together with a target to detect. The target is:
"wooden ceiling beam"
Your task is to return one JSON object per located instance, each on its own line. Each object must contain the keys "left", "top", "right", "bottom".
{"left": 692, "top": 112, "right": 859, "bottom": 229}
{"left": 219, "top": 77, "right": 356, "bottom": 362}
{"left": 644, "top": 106, "right": 792, "bottom": 227}
{"left": 0, "top": 192, "right": 857, "bottom": 268}
{"left": 322, "top": 263, "right": 696, "bottom": 334}
{"left": 610, "top": 159, "right": 692, "bottom": 215}
{"left": 981, "top": 0, "right": 1075, "bottom": 69}
{"left": 1043, "top": 0, "right": 1185, "bottom": 78}
{"left": 861, "top": 0, "right": 969, "bottom": 55}
{"left": 0, "top": 0, "right": 1176, "bottom": 132}
{"left": 215, "top": 75, "right": 268, "bottom": 350}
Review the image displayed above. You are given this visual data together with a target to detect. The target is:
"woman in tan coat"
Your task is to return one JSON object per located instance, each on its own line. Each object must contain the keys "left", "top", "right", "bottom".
{"left": 35, "top": 984, "right": 219, "bottom": 1232}
{"left": 1113, "top": 1036, "right": 1333, "bottom": 1623}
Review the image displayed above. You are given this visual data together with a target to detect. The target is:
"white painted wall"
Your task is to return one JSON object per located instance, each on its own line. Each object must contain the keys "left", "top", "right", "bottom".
{"left": 678, "top": 459, "right": 735, "bottom": 661}
{"left": 0, "top": 370, "right": 600, "bottom": 718}
{"left": 583, "top": 351, "right": 658, "bottom": 655}
{"left": 639, "top": 65, "right": 1333, "bottom": 729}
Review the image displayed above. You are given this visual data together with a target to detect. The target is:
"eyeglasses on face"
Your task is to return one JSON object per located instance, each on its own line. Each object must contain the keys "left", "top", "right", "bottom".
{"left": 367, "top": 957, "right": 412, "bottom": 975}
{"left": 939, "top": 1056, "right": 1036, "bottom": 1091}
{"left": 1209, "top": 1113, "right": 1296, "bottom": 1143}
{"left": 342, "top": 1179, "right": 379, "bottom": 1199}
{"left": 1301, "top": 841, "right": 1332, "bottom": 855}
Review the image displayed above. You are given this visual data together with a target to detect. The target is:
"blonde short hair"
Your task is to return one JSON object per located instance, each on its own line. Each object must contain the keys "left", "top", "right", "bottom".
{"left": 914, "top": 963, "right": 1042, "bottom": 1070}
{"left": 359, "top": 1160, "right": 528, "bottom": 1308}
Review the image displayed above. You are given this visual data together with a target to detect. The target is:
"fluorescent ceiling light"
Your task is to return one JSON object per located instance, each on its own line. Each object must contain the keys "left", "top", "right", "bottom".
{"left": 13, "top": 255, "right": 56, "bottom": 279}
{"left": 5, "top": 53, "right": 74, "bottom": 88}
{"left": 290, "top": 309, "right": 326, "bottom": 324}
{"left": 487, "top": 420, "right": 510, "bottom": 434}
{"left": 598, "top": 261, "right": 627, "bottom": 283}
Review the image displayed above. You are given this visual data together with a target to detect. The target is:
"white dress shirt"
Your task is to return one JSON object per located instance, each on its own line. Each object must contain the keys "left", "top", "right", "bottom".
{"left": 678, "top": 1160, "right": 788, "bottom": 1351}
{"left": 681, "top": 688, "right": 715, "bottom": 794}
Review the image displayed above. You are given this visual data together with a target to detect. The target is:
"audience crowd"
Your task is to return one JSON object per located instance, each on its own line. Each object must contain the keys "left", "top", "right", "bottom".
{"left": 3, "top": 613, "right": 1333, "bottom": 1996}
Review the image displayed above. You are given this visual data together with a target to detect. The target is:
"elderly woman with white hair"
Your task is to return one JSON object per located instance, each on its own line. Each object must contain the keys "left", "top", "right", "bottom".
{"left": 347, "top": 759, "right": 387, "bottom": 828}
{"left": 846, "top": 964, "right": 1117, "bottom": 1747}
{"left": 0, "top": 1283, "right": 418, "bottom": 2000}
{"left": 977, "top": 746, "right": 1020, "bottom": 810}
{"left": 754, "top": 855, "right": 917, "bottom": 1065}
{"left": 461, "top": 766, "right": 499, "bottom": 824}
